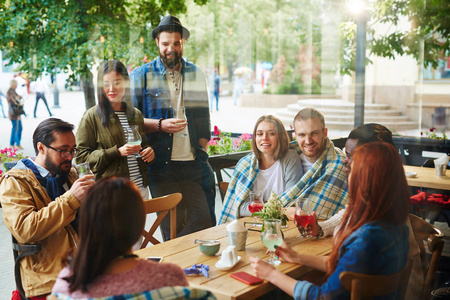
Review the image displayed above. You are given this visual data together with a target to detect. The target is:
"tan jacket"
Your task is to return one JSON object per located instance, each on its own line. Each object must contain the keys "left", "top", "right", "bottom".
{"left": 0, "top": 163, "right": 79, "bottom": 297}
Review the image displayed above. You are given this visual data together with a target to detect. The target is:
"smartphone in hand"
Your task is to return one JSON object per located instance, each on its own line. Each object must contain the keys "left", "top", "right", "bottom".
{"left": 230, "top": 271, "right": 263, "bottom": 285}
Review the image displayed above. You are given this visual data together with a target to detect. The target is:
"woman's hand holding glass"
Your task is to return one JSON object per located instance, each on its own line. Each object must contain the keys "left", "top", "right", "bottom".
{"left": 118, "top": 143, "right": 141, "bottom": 157}
{"left": 139, "top": 147, "right": 155, "bottom": 163}
{"left": 273, "top": 241, "right": 301, "bottom": 264}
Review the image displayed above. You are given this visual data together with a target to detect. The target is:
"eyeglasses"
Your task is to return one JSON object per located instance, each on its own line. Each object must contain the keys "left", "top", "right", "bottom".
{"left": 45, "top": 145, "right": 79, "bottom": 158}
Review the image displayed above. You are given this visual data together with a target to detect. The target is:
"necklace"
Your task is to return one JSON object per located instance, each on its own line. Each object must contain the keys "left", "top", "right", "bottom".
{"left": 116, "top": 253, "right": 138, "bottom": 260}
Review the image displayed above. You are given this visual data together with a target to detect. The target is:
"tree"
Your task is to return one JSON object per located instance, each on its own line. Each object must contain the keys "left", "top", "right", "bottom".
{"left": 341, "top": 0, "right": 450, "bottom": 74}
{"left": 0, "top": 0, "right": 208, "bottom": 109}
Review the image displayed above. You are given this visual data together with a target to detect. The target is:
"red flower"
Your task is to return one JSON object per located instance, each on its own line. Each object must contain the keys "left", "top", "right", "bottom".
{"left": 213, "top": 126, "right": 220, "bottom": 136}
{"left": 430, "top": 127, "right": 436, "bottom": 132}
{"left": 420, "top": 132, "right": 423, "bottom": 136}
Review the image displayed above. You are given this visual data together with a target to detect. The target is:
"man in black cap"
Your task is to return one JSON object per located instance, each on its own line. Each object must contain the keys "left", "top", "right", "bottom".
{"left": 130, "top": 15, "right": 215, "bottom": 240}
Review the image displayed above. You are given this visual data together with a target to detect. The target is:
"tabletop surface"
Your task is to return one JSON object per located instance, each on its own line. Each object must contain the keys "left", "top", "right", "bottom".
{"left": 135, "top": 217, "right": 332, "bottom": 300}
{"left": 404, "top": 165, "right": 450, "bottom": 190}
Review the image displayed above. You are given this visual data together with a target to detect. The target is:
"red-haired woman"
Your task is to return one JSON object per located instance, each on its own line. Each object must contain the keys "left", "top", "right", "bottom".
{"left": 250, "top": 142, "right": 410, "bottom": 299}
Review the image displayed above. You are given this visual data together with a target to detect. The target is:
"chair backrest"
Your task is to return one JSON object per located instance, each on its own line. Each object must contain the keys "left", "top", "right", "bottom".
{"left": 218, "top": 182, "right": 229, "bottom": 200}
{"left": 141, "top": 193, "right": 182, "bottom": 248}
{"left": 12, "top": 235, "right": 42, "bottom": 300}
{"left": 408, "top": 213, "right": 445, "bottom": 300}
{"left": 339, "top": 258, "right": 413, "bottom": 300}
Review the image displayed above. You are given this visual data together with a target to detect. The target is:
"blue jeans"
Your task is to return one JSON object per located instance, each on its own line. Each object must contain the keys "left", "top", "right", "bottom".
{"left": 149, "top": 159, "right": 216, "bottom": 240}
{"left": 34, "top": 92, "right": 52, "bottom": 117}
{"left": 10, "top": 119, "right": 22, "bottom": 146}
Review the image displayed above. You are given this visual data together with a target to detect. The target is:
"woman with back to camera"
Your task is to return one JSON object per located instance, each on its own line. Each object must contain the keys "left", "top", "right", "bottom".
{"left": 75, "top": 60, "right": 154, "bottom": 199}
{"left": 219, "top": 115, "right": 303, "bottom": 224}
{"left": 250, "top": 142, "right": 410, "bottom": 299}
{"left": 51, "top": 177, "right": 188, "bottom": 298}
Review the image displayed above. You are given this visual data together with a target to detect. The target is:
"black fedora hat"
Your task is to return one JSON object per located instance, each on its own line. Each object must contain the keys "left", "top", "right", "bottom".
{"left": 151, "top": 15, "right": 190, "bottom": 40}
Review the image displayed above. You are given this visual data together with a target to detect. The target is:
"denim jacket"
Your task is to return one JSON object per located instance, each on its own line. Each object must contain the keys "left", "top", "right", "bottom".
{"left": 130, "top": 57, "right": 211, "bottom": 176}
{"left": 294, "top": 221, "right": 409, "bottom": 300}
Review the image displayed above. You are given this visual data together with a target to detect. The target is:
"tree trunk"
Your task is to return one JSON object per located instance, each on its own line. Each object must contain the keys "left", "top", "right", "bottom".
{"left": 81, "top": 68, "right": 96, "bottom": 110}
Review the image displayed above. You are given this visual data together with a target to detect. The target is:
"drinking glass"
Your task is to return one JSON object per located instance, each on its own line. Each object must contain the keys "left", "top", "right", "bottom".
{"left": 260, "top": 219, "right": 283, "bottom": 266}
{"left": 127, "top": 125, "right": 142, "bottom": 158}
{"left": 173, "top": 106, "right": 188, "bottom": 137}
{"left": 295, "top": 197, "right": 315, "bottom": 238}
{"left": 75, "top": 162, "right": 94, "bottom": 180}
{"left": 248, "top": 191, "right": 263, "bottom": 226}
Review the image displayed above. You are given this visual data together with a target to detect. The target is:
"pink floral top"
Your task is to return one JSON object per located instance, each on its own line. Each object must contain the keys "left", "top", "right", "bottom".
{"left": 51, "top": 259, "right": 188, "bottom": 298}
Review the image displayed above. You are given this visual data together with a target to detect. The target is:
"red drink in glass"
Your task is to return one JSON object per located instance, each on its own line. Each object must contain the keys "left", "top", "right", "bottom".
{"left": 294, "top": 213, "right": 316, "bottom": 237}
{"left": 249, "top": 203, "right": 264, "bottom": 214}
{"left": 294, "top": 214, "right": 315, "bottom": 227}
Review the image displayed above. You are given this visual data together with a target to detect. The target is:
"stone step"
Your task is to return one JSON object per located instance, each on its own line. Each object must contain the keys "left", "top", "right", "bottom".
{"left": 278, "top": 115, "right": 418, "bottom": 131}
{"left": 275, "top": 99, "right": 418, "bottom": 131}
{"left": 294, "top": 99, "right": 391, "bottom": 110}
{"left": 280, "top": 106, "right": 404, "bottom": 117}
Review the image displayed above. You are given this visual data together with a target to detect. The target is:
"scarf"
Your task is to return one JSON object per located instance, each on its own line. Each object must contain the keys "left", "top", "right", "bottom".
{"left": 22, "top": 158, "right": 68, "bottom": 201}
{"left": 22, "top": 159, "right": 78, "bottom": 231}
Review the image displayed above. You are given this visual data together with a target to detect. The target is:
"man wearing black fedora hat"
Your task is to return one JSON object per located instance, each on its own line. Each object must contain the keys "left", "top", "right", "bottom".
{"left": 130, "top": 15, "right": 215, "bottom": 240}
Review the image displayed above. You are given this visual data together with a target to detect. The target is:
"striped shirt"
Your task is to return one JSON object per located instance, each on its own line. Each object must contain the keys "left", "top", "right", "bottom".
{"left": 115, "top": 111, "right": 144, "bottom": 188}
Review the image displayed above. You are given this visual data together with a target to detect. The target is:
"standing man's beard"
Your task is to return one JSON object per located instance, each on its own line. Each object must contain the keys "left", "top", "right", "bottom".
{"left": 161, "top": 51, "right": 181, "bottom": 69}
{"left": 44, "top": 157, "right": 72, "bottom": 176}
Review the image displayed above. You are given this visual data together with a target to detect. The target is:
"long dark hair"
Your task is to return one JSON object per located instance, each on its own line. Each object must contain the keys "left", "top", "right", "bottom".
{"left": 65, "top": 177, "right": 145, "bottom": 292}
{"left": 96, "top": 60, "right": 135, "bottom": 127}
{"left": 251, "top": 115, "right": 290, "bottom": 162}
{"left": 325, "top": 142, "right": 409, "bottom": 278}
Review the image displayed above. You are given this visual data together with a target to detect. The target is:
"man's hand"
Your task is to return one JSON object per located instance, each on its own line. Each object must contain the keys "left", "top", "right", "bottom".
{"left": 140, "top": 147, "right": 155, "bottom": 163}
{"left": 161, "top": 118, "right": 188, "bottom": 133}
{"left": 118, "top": 144, "right": 141, "bottom": 157}
{"left": 284, "top": 207, "right": 296, "bottom": 220}
{"left": 293, "top": 211, "right": 321, "bottom": 238}
{"left": 69, "top": 175, "right": 95, "bottom": 202}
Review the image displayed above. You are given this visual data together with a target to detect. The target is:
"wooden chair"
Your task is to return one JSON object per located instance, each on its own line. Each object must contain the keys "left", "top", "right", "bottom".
{"left": 218, "top": 182, "right": 229, "bottom": 201}
{"left": 141, "top": 193, "right": 182, "bottom": 248}
{"left": 340, "top": 258, "right": 413, "bottom": 300}
{"left": 408, "top": 213, "right": 445, "bottom": 300}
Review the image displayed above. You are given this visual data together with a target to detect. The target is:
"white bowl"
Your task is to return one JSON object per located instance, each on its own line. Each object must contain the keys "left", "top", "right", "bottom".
{"left": 405, "top": 172, "right": 417, "bottom": 178}
{"left": 215, "top": 256, "right": 241, "bottom": 271}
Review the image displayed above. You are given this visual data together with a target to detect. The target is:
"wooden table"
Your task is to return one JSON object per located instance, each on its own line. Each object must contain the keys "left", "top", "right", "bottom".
{"left": 404, "top": 165, "right": 450, "bottom": 190}
{"left": 135, "top": 218, "right": 332, "bottom": 300}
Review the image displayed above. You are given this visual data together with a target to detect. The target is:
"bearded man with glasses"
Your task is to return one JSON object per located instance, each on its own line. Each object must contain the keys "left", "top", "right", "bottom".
{"left": 0, "top": 118, "right": 94, "bottom": 299}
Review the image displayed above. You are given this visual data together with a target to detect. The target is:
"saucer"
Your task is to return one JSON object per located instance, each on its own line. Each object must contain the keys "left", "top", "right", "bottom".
{"left": 405, "top": 172, "right": 417, "bottom": 178}
{"left": 215, "top": 256, "right": 241, "bottom": 271}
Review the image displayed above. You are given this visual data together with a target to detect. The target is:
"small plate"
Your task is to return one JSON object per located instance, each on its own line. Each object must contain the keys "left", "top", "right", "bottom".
{"left": 405, "top": 172, "right": 417, "bottom": 178}
{"left": 215, "top": 256, "right": 241, "bottom": 271}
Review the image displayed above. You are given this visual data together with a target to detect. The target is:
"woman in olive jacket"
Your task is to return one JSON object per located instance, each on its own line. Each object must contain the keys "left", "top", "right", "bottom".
{"left": 76, "top": 60, "right": 154, "bottom": 198}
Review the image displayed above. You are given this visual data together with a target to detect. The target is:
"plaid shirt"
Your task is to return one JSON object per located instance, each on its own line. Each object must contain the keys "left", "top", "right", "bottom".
{"left": 130, "top": 57, "right": 211, "bottom": 176}
{"left": 218, "top": 153, "right": 259, "bottom": 224}
{"left": 280, "top": 138, "right": 348, "bottom": 219}
{"left": 51, "top": 286, "right": 216, "bottom": 300}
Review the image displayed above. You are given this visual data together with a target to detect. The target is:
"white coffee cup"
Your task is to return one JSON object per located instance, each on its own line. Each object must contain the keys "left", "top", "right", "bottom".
{"left": 220, "top": 245, "right": 237, "bottom": 266}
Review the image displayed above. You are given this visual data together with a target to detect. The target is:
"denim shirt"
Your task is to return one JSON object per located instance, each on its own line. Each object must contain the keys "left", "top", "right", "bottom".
{"left": 293, "top": 221, "right": 409, "bottom": 300}
{"left": 130, "top": 57, "right": 211, "bottom": 176}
